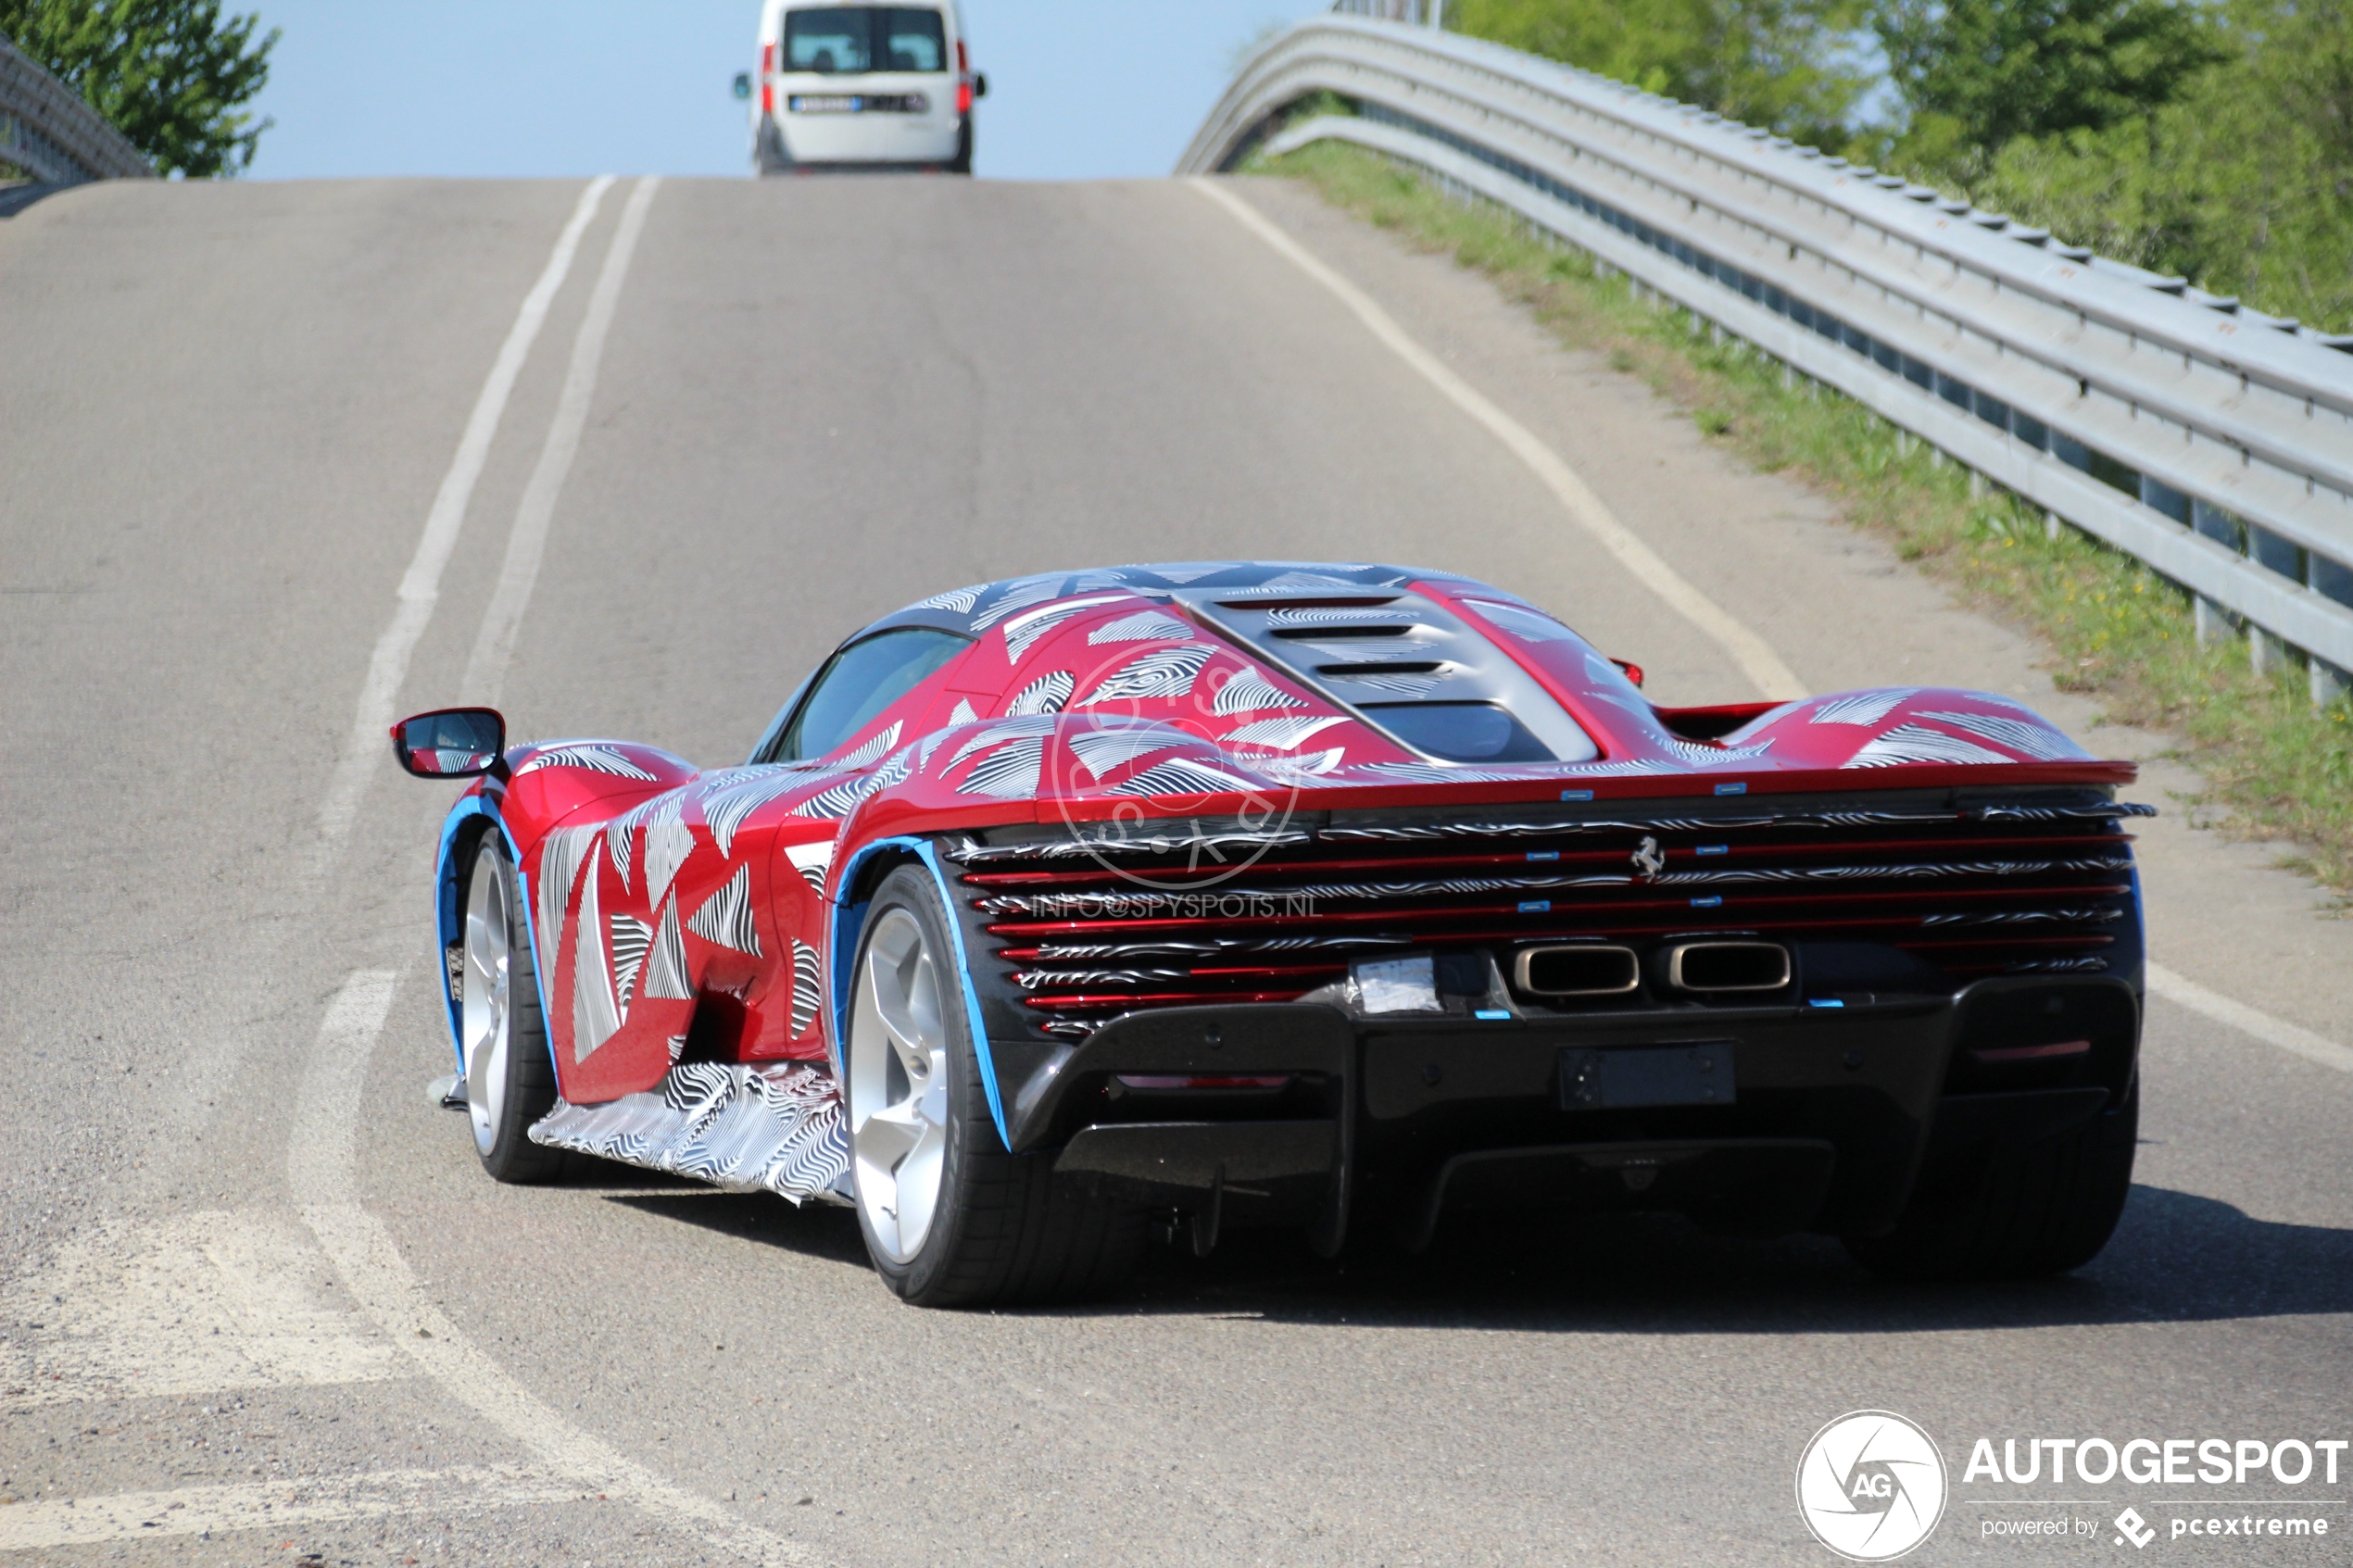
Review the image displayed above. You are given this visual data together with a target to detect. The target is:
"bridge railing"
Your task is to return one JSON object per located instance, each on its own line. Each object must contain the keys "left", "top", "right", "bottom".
{"left": 1, "top": 31, "right": 152, "bottom": 189}
{"left": 1180, "top": 15, "right": 2353, "bottom": 705}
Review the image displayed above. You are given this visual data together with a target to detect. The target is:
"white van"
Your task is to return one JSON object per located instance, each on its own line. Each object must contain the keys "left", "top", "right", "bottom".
{"left": 743, "top": 2, "right": 986, "bottom": 174}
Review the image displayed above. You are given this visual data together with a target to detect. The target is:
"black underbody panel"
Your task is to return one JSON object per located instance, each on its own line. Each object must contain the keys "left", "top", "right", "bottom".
{"left": 1019, "top": 975, "right": 2140, "bottom": 1250}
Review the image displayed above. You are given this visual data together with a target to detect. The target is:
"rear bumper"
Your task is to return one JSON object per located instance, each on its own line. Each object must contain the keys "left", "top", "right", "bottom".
{"left": 1017, "top": 975, "right": 2139, "bottom": 1249}
{"left": 764, "top": 109, "right": 960, "bottom": 168}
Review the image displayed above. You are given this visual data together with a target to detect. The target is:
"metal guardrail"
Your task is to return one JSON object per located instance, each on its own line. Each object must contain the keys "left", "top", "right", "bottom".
{"left": 0, "top": 30, "right": 152, "bottom": 188}
{"left": 1180, "top": 16, "right": 2353, "bottom": 705}
{"left": 1333, "top": 0, "right": 1446, "bottom": 22}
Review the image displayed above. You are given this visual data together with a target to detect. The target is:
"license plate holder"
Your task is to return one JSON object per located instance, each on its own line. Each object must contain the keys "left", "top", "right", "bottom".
{"left": 1560, "top": 1042, "right": 1735, "bottom": 1110}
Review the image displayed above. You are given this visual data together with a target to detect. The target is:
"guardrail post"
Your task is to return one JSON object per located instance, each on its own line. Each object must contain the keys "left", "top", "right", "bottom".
{"left": 2315, "top": 660, "right": 2349, "bottom": 709}
{"left": 2250, "top": 625, "right": 2291, "bottom": 677}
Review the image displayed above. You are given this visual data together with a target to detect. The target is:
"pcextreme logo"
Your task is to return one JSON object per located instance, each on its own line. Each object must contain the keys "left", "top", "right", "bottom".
{"left": 1797, "top": 1411, "right": 1951, "bottom": 1561}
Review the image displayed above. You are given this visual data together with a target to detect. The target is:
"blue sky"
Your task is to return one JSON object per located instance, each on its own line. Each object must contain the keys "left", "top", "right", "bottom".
{"left": 244, "top": 1, "right": 1334, "bottom": 181}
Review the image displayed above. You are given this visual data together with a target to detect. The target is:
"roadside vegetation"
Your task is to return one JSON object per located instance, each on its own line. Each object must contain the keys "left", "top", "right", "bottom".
{"left": 1449, "top": 0, "right": 2350, "bottom": 333}
{"left": 1249, "top": 138, "right": 2353, "bottom": 891}
{"left": 1, "top": 0, "right": 277, "bottom": 178}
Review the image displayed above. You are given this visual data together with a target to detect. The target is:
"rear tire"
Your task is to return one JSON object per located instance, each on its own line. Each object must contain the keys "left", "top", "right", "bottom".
{"left": 847, "top": 865, "right": 1141, "bottom": 1306}
{"left": 459, "top": 834, "right": 566, "bottom": 1184}
{"left": 1845, "top": 1080, "right": 2137, "bottom": 1280}
{"left": 948, "top": 118, "right": 973, "bottom": 175}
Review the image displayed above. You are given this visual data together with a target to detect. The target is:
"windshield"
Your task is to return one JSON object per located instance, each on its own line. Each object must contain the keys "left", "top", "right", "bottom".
{"left": 782, "top": 7, "right": 947, "bottom": 74}
{"left": 779, "top": 627, "right": 969, "bottom": 761}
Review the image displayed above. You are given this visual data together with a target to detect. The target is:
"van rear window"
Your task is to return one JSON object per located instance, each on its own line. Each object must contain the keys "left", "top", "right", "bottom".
{"left": 783, "top": 7, "right": 947, "bottom": 74}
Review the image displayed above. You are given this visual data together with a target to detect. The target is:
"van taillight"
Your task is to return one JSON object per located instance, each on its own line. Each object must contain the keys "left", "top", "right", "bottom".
{"left": 760, "top": 42, "right": 776, "bottom": 115}
{"left": 956, "top": 40, "right": 972, "bottom": 113}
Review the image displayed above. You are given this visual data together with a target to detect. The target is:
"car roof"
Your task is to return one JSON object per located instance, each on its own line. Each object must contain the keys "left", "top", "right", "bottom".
{"left": 858, "top": 562, "right": 1486, "bottom": 640}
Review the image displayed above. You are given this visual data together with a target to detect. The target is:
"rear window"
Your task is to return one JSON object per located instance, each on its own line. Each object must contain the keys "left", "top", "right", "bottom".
{"left": 1361, "top": 701, "right": 1560, "bottom": 763}
{"left": 783, "top": 6, "right": 947, "bottom": 74}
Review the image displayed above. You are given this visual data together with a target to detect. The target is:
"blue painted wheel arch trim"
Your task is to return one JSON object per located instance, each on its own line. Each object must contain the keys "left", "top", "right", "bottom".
{"left": 434, "top": 796, "right": 560, "bottom": 1085}
{"left": 828, "top": 835, "right": 1008, "bottom": 1150}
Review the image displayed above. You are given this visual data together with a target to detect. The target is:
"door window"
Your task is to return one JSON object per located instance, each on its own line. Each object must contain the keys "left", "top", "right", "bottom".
{"left": 776, "top": 628, "right": 969, "bottom": 761}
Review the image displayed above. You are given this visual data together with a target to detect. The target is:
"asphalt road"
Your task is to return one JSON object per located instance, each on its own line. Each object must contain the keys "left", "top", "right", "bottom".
{"left": 2, "top": 171, "right": 2347, "bottom": 1567}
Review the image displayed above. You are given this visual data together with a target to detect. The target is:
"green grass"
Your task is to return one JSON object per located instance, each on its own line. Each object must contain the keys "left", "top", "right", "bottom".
{"left": 1249, "top": 138, "right": 2353, "bottom": 894}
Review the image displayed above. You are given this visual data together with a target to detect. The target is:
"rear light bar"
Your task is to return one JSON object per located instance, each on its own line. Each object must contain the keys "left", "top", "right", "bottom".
{"left": 760, "top": 42, "right": 775, "bottom": 115}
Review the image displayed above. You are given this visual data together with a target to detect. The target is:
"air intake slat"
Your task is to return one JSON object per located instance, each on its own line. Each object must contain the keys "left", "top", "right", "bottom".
{"left": 1022, "top": 989, "right": 1319, "bottom": 1011}
{"left": 958, "top": 831, "right": 2131, "bottom": 887}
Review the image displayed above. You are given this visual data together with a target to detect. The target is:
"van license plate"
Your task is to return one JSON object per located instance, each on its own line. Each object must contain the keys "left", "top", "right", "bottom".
{"left": 790, "top": 95, "right": 861, "bottom": 113}
{"left": 1560, "top": 1043, "right": 1734, "bottom": 1109}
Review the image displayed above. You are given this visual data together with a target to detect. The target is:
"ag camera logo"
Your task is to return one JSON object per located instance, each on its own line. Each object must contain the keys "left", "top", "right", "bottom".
{"left": 1797, "top": 1411, "right": 1949, "bottom": 1561}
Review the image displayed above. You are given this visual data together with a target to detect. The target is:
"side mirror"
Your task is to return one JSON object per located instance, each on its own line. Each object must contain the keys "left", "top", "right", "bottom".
{"left": 391, "top": 707, "right": 506, "bottom": 779}
{"left": 972, "top": 71, "right": 988, "bottom": 99}
{"left": 732, "top": 71, "right": 752, "bottom": 100}
{"left": 1609, "top": 658, "right": 1645, "bottom": 688}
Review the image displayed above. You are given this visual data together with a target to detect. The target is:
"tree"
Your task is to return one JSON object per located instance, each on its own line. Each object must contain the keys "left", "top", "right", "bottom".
{"left": 0, "top": 0, "right": 276, "bottom": 176}
{"left": 1871, "top": 0, "right": 2223, "bottom": 162}
{"left": 1450, "top": 0, "right": 1876, "bottom": 150}
{"left": 1970, "top": 0, "right": 2352, "bottom": 330}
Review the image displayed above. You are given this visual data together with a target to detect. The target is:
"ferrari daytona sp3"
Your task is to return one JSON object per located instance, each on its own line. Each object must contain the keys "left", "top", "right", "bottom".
{"left": 393, "top": 561, "right": 2150, "bottom": 1305}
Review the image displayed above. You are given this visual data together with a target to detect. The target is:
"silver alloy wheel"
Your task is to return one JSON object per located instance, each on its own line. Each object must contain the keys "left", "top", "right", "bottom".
{"left": 848, "top": 906, "right": 952, "bottom": 1264}
{"left": 460, "top": 839, "right": 513, "bottom": 1158}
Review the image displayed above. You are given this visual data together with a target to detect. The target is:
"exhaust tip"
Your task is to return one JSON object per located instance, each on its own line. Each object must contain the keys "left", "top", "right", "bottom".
{"left": 1667, "top": 940, "right": 1791, "bottom": 994}
{"left": 1514, "top": 943, "right": 1641, "bottom": 997}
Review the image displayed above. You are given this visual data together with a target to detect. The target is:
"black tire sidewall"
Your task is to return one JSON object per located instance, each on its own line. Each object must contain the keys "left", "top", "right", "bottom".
{"left": 851, "top": 865, "right": 988, "bottom": 1300}
{"left": 471, "top": 833, "right": 561, "bottom": 1182}
{"left": 1848, "top": 1076, "right": 2139, "bottom": 1279}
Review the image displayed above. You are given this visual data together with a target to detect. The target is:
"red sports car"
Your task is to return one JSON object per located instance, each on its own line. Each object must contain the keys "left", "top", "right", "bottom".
{"left": 395, "top": 562, "right": 2149, "bottom": 1305}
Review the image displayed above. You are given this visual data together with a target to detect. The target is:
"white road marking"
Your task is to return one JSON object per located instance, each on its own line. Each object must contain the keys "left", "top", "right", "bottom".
{"left": 0, "top": 1210, "right": 405, "bottom": 1408}
{"left": 2147, "top": 961, "right": 2353, "bottom": 1073}
{"left": 312, "top": 175, "right": 616, "bottom": 858}
{"left": 1200, "top": 177, "right": 2353, "bottom": 1081}
{"left": 0, "top": 1466, "right": 579, "bottom": 1552}
{"left": 463, "top": 175, "right": 663, "bottom": 705}
{"left": 289, "top": 971, "right": 812, "bottom": 1565}
{"left": 283, "top": 968, "right": 402, "bottom": 1200}
{"left": 1191, "top": 176, "right": 1808, "bottom": 704}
